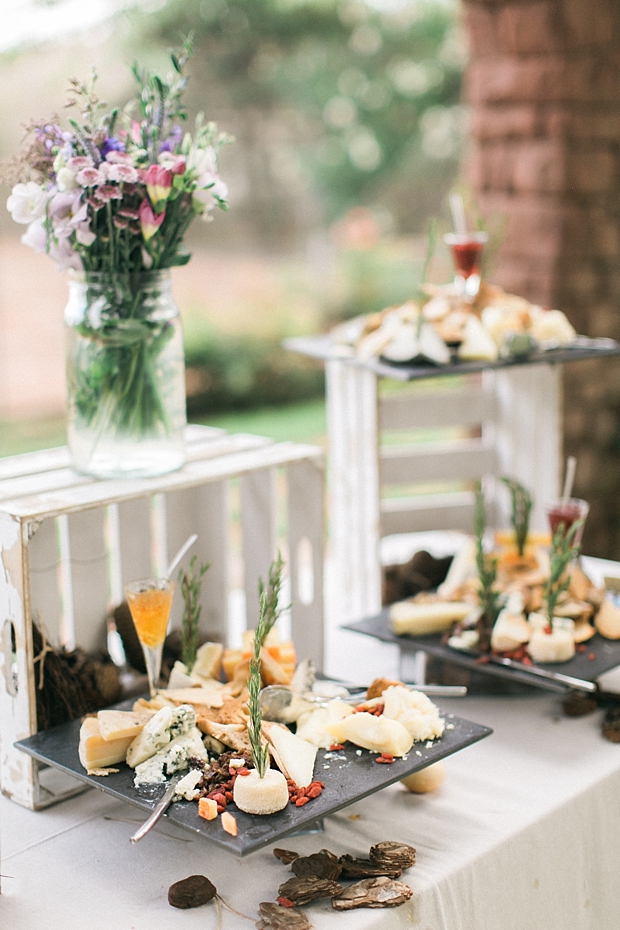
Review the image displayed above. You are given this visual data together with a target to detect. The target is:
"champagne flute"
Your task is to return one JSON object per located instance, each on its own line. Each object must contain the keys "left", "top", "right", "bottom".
{"left": 125, "top": 577, "right": 175, "bottom": 697}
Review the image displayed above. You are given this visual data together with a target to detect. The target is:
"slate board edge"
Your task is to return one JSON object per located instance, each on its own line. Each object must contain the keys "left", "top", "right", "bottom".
{"left": 14, "top": 700, "right": 491, "bottom": 857}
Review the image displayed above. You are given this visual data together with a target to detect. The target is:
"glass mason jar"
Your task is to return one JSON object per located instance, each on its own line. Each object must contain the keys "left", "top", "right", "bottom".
{"left": 64, "top": 270, "right": 187, "bottom": 479}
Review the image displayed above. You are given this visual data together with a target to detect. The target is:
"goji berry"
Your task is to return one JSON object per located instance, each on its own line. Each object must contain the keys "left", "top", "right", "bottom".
{"left": 306, "top": 784, "right": 322, "bottom": 798}
{"left": 277, "top": 897, "right": 295, "bottom": 908}
{"left": 295, "top": 796, "right": 310, "bottom": 807}
{"left": 329, "top": 743, "right": 344, "bottom": 751}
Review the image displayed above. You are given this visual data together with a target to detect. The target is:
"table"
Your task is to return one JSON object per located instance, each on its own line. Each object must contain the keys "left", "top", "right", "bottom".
{"left": 2, "top": 690, "right": 619, "bottom": 929}
{"left": 286, "top": 334, "right": 620, "bottom": 624}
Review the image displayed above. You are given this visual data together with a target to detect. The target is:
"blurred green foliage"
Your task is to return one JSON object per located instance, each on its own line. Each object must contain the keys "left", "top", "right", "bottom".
{"left": 184, "top": 317, "right": 324, "bottom": 414}
{"left": 136, "top": 0, "right": 466, "bottom": 241}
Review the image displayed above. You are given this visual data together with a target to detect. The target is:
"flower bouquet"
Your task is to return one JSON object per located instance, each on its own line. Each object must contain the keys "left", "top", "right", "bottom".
{"left": 5, "top": 40, "right": 231, "bottom": 477}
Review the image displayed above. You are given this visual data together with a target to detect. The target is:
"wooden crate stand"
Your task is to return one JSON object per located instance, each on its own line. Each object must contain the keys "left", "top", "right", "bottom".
{"left": 326, "top": 360, "right": 562, "bottom": 622}
{"left": 0, "top": 426, "right": 324, "bottom": 810}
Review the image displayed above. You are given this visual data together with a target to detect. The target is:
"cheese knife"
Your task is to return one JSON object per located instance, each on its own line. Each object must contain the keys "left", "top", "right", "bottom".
{"left": 130, "top": 774, "right": 184, "bottom": 844}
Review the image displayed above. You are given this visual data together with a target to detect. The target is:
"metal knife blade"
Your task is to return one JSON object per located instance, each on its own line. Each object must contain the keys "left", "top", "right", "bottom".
{"left": 130, "top": 774, "right": 183, "bottom": 844}
{"left": 453, "top": 648, "right": 596, "bottom": 693}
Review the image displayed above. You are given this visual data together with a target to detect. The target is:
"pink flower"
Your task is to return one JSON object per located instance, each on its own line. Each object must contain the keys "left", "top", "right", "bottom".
{"left": 131, "top": 121, "right": 143, "bottom": 145}
{"left": 76, "top": 166, "right": 104, "bottom": 187}
{"left": 67, "top": 156, "right": 94, "bottom": 172}
{"left": 139, "top": 199, "right": 165, "bottom": 240}
{"left": 159, "top": 152, "right": 186, "bottom": 175}
{"left": 93, "top": 184, "right": 123, "bottom": 203}
{"left": 144, "top": 164, "right": 173, "bottom": 207}
{"left": 105, "top": 151, "right": 134, "bottom": 165}
{"left": 102, "top": 162, "right": 139, "bottom": 184}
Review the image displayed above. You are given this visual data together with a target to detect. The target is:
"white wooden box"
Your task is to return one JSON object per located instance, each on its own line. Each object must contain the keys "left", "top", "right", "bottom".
{"left": 0, "top": 425, "right": 324, "bottom": 810}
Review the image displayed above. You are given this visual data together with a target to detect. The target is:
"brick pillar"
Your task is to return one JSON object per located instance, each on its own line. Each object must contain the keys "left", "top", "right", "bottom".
{"left": 462, "top": 0, "right": 620, "bottom": 558}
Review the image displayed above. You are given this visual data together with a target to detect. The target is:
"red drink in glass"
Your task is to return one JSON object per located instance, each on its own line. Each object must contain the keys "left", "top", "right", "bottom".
{"left": 444, "top": 231, "right": 488, "bottom": 300}
{"left": 546, "top": 498, "right": 589, "bottom": 545}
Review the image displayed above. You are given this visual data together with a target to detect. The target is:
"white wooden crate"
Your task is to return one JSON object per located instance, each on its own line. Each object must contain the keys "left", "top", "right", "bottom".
{"left": 0, "top": 425, "right": 324, "bottom": 810}
{"left": 326, "top": 361, "right": 562, "bottom": 622}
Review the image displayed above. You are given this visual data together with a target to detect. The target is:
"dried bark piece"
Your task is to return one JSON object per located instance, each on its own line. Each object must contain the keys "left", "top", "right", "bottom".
{"left": 168, "top": 875, "right": 217, "bottom": 909}
{"left": 331, "top": 876, "right": 413, "bottom": 910}
{"left": 369, "top": 840, "right": 416, "bottom": 870}
{"left": 602, "top": 705, "right": 620, "bottom": 743}
{"left": 562, "top": 691, "right": 597, "bottom": 717}
{"left": 256, "top": 902, "right": 314, "bottom": 930}
{"left": 338, "top": 854, "right": 401, "bottom": 880}
{"left": 278, "top": 875, "right": 343, "bottom": 906}
{"left": 273, "top": 848, "right": 300, "bottom": 864}
{"left": 291, "top": 849, "right": 342, "bottom": 881}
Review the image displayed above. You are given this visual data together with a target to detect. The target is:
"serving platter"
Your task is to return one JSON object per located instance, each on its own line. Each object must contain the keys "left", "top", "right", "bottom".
{"left": 15, "top": 697, "right": 491, "bottom": 856}
{"left": 284, "top": 334, "right": 620, "bottom": 382}
{"left": 345, "top": 611, "right": 620, "bottom": 694}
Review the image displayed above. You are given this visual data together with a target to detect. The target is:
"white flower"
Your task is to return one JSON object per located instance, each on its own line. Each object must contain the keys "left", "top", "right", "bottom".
{"left": 21, "top": 219, "right": 48, "bottom": 253}
{"left": 56, "top": 167, "right": 78, "bottom": 192}
{"left": 196, "top": 172, "right": 228, "bottom": 202}
{"left": 49, "top": 236, "right": 81, "bottom": 271}
{"left": 7, "top": 182, "right": 48, "bottom": 224}
{"left": 75, "top": 223, "right": 96, "bottom": 246}
{"left": 186, "top": 143, "right": 218, "bottom": 177}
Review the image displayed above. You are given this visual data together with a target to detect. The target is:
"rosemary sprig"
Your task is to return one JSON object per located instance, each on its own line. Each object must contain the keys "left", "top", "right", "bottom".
{"left": 247, "top": 592, "right": 270, "bottom": 778}
{"left": 474, "top": 485, "right": 502, "bottom": 629}
{"left": 178, "top": 556, "right": 210, "bottom": 673}
{"left": 501, "top": 477, "right": 533, "bottom": 557}
{"left": 543, "top": 520, "right": 583, "bottom": 626}
{"left": 257, "top": 550, "right": 285, "bottom": 647}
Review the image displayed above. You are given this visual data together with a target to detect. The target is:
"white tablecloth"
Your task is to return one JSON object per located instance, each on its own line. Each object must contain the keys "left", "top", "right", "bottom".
{"left": 2, "top": 691, "right": 619, "bottom": 929}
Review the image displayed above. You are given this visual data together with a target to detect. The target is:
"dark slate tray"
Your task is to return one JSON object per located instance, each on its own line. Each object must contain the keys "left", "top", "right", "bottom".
{"left": 15, "top": 697, "right": 491, "bottom": 856}
{"left": 284, "top": 334, "right": 620, "bottom": 382}
{"left": 345, "top": 611, "right": 620, "bottom": 693}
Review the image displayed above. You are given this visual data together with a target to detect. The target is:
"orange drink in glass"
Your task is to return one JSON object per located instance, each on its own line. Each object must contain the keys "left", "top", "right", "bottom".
{"left": 126, "top": 578, "right": 174, "bottom": 696}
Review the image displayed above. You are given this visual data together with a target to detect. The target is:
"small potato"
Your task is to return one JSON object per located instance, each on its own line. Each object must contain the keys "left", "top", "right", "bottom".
{"left": 401, "top": 760, "right": 446, "bottom": 794}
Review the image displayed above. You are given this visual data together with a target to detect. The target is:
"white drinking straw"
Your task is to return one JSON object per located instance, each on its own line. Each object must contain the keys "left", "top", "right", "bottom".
{"left": 561, "top": 456, "right": 576, "bottom": 504}
{"left": 166, "top": 533, "right": 198, "bottom": 579}
{"left": 449, "top": 192, "right": 468, "bottom": 236}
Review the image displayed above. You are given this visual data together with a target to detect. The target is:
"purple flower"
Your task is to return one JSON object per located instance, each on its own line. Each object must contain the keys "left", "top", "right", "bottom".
{"left": 101, "top": 136, "right": 126, "bottom": 158}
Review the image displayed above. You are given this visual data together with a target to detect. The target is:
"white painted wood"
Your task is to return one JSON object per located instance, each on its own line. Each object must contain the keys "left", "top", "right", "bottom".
{"left": 288, "top": 459, "right": 325, "bottom": 670}
{"left": 0, "top": 429, "right": 324, "bottom": 810}
{"left": 379, "top": 380, "right": 495, "bottom": 432}
{"left": 380, "top": 438, "right": 496, "bottom": 486}
{"left": 326, "top": 360, "right": 382, "bottom": 623}
{"left": 380, "top": 492, "right": 476, "bottom": 536}
{"left": 240, "top": 469, "right": 277, "bottom": 630}
{"left": 494, "top": 365, "right": 562, "bottom": 532}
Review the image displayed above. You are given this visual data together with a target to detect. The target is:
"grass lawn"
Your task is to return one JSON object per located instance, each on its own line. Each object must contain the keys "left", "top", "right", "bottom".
{"left": 0, "top": 397, "right": 327, "bottom": 458}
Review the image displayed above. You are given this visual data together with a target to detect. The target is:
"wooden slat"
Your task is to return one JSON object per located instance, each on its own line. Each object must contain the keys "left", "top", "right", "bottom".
{"left": 2, "top": 440, "right": 322, "bottom": 520}
{"left": 380, "top": 438, "right": 497, "bottom": 487}
{"left": 287, "top": 459, "right": 325, "bottom": 670}
{"left": 28, "top": 517, "right": 63, "bottom": 647}
{"left": 240, "top": 469, "right": 277, "bottom": 631}
{"left": 164, "top": 482, "right": 231, "bottom": 641}
{"left": 66, "top": 509, "right": 109, "bottom": 653}
{"left": 380, "top": 492, "right": 475, "bottom": 536}
{"left": 379, "top": 385, "right": 496, "bottom": 432}
{"left": 0, "top": 431, "right": 270, "bottom": 508}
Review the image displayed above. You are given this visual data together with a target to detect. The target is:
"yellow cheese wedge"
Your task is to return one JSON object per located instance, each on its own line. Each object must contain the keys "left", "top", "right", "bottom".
{"left": 390, "top": 600, "right": 472, "bottom": 637}
{"left": 162, "top": 685, "right": 225, "bottom": 708}
{"left": 97, "top": 709, "right": 153, "bottom": 742}
{"left": 78, "top": 717, "right": 135, "bottom": 771}
{"left": 192, "top": 642, "right": 224, "bottom": 681}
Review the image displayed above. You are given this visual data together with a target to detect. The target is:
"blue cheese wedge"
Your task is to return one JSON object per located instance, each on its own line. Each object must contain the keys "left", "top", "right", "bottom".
{"left": 133, "top": 728, "right": 207, "bottom": 786}
{"left": 126, "top": 704, "right": 196, "bottom": 768}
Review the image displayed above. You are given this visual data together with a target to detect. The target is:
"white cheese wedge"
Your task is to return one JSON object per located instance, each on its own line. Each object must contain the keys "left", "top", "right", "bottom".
{"left": 390, "top": 600, "right": 472, "bottom": 636}
{"left": 174, "top": 768, "right": 203, "bottom": 801}
{"left": 78, "top": 717, "right": 135, "bottom": 771}
{"left": 161, "top": 685, "right": 225, "bottom": 709}
{"left": 167, "top": 661, "right": 200, "bottom": 690}
{"left": 265, "top": 723, "right": 318, "bottom": 788}
{"left": 457, "top": 315, "right": 499, "bottom": 361}
{"left": 326, "top": 712, "right": 413, "bottom": 758}
{"left": 192, "top": 642, "right": 224, "bottom": 681}
{"left": 97, "top": 709, "right": 153, "bottom": 742}
{"left": 528, "top": 624, "right": 575, "bottom": 663}
{"left": 295, "top": 701, "right": 355, "bottom": 749}
{"left": 490, "top": 609, "right": 531, "bottom": 653}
